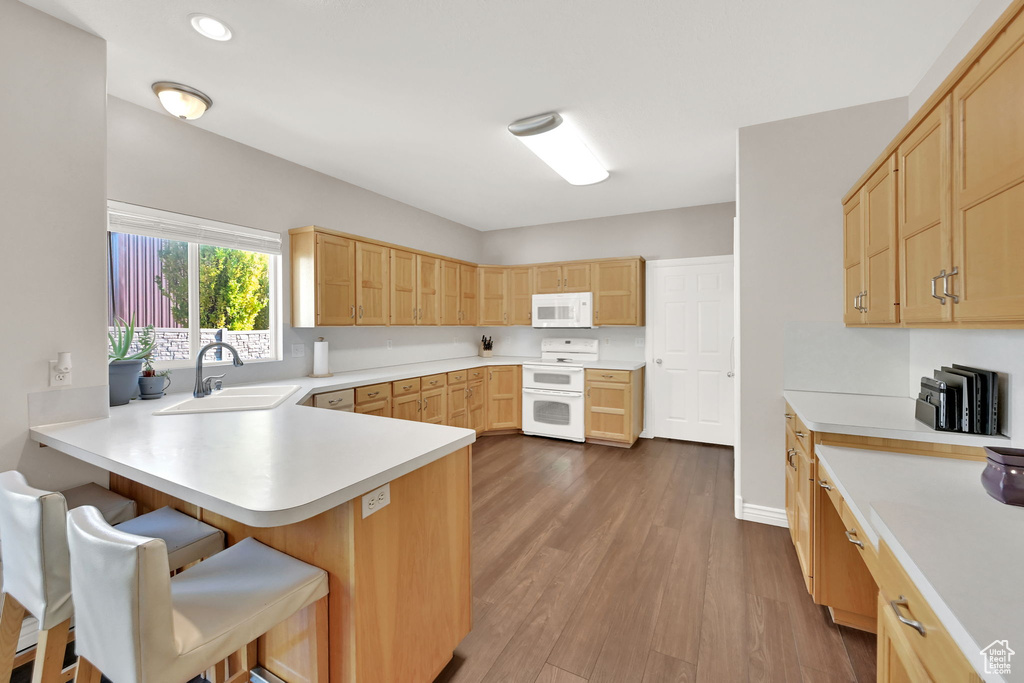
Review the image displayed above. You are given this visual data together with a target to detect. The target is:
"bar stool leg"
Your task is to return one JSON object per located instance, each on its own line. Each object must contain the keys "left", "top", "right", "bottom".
{"left": 72, "top": 657, "right": 100, "bottom": 683}
{"left": 0, "top": 592, "right": 27, "bottom": 683}
{"left": 225, "top": 641, "right": 257, "bottom": 683}
{"left": 31, "top": 618, "right": 71, "bottom": 683}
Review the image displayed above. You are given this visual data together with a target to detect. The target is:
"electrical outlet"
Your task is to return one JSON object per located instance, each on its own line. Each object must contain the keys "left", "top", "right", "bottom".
{"left": 386, "top": 339, "right": 393, "bottom": 350}
{"left": 453, "top": 336, "right": 458, "bottom": 344}
{"left": 361, "top": 483, "right": 391, "bottom": 518}
{"left": 291, "top": 343, "right": 305, "bottom": 358}
{"left": 604, "top": 338, "right": 611, "bottom": 345}
{"left": 49, "top": 360, "right": 72, "bottom": 387}
{"left": 635, "top": 337, "right": 645, "bottom": 347}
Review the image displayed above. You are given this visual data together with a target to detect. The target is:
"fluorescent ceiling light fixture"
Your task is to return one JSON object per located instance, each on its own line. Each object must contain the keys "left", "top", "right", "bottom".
{"left": 152, "top": 82, "right": 213, "bottom": 120}
{"left": 508, "top": 112, "right": 608, "bottom": 186}
{"left": 189, "top": 14, "right": 232, "bottom": 41}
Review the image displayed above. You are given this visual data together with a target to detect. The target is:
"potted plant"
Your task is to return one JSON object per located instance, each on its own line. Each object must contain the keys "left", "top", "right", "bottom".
{"left": 138, "top": 328, "right": 171, "bottom": 399}
{"left": 108, "top": 315, "right": 155, "bottom": 406}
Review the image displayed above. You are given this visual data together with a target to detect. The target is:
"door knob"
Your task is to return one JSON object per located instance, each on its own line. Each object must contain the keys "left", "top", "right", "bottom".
{"left": 655, "top": 359, "right": 663, "bottom": 365}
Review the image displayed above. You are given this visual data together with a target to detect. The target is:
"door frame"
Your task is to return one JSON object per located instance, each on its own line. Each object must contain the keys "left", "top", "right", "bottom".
{"left": 644, "top": 254, "right": 736, "bottom": 444}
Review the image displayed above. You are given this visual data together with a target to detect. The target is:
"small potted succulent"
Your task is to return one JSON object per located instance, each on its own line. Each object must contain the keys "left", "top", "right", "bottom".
{"left": 137, "top": 328, "right": 170, "bottom": 399}
{"left": 108, "top": 315, "right": 156, "bottom": 406}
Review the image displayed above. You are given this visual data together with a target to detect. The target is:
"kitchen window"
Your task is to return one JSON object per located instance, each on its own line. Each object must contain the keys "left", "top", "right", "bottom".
{"left": 107, "top": 201, "right": 282, "bottom": 366}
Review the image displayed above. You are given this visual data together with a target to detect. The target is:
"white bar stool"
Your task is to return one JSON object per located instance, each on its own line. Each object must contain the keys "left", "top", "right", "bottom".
{"left": 66, "top": 506, "right": 329, "bottom": 683}
{"left": 0, "top": 472, "right": 225, "bottom": 683}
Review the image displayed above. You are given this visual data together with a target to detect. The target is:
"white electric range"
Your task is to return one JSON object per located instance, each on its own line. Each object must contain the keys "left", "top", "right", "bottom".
{"left": 521, "top": 338, "right": 599, "bottom": 442}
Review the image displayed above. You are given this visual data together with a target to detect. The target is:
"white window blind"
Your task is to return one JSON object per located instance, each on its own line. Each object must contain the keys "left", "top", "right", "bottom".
{"left": 107, "top": 201, "right": 282, "bottom": 255}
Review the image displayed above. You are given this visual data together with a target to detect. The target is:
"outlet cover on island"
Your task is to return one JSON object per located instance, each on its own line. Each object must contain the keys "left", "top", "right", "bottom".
{"left": 291, "top": 343, "right": 305, "bottom": 358}
{"left": 362, "top": 483, "right": 391, "bottom": 518}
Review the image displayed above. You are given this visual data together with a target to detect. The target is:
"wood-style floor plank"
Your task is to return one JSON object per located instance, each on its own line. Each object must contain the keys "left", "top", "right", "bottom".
{"left": 428, "top": 435, "right": 875, "bottom": 683}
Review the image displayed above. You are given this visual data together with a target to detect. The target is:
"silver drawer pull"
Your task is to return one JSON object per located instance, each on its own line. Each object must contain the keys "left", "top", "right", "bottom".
{"left": 844, "top": 529, "right": 864, "bottom": 548}
{"left": 328, "top": 398, "right": 343, "bottom": 405}
{"left": 602, "top": 374, "right": 614, "bottom": 378}
{"left": 402, "top": 385, "right": 412, "bottom": 390}
{"left": 786, "top": 449, "right": 797, "bottom": 470}
{"left": 818, "top": 480, "right": 832, "bottom": 491}
{"left": 890, "top": 597, "right": 926, "bottom": 636}
{"left": 795, "top": 431, "right": 806, "bottom": 438}
{"left": 931, "top": 271, "right": 947, "bottom": 304}
{"left": 785, "top": 413, "right": 793, "bottom": 420}
{"left": 367, "top": 391, "right": 379, "bottom": 398}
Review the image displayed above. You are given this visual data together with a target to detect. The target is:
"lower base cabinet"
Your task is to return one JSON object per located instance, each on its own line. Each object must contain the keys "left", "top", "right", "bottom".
{"left": 485, "top": 366, "right": 521, "bottom": 431}
{"left": 421, "top": 385, "right": 446, "bottom": 424}
{"left": 584, "top": 369, "right": 644, "bottom": 446}
{"left": 355, "top": 383, "right": 391, "bottom": 417}
{"left": 467, "top": 377, "right": 485, "bottom": 434}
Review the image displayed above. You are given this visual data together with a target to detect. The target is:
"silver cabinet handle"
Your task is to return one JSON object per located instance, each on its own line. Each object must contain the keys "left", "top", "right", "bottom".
{"left": 862, "top": 291, "right": 869, "bottom": 311}
{"left": 786, "top": 448, "right": 797, "bottom": 469}
{"left": 942, "top": 266, "right": 959, "bottom": 304}
{"left": 328, "top": 398, "right": 344, "bottom": 405}
{"left": 785, "top": 413, "right": 793, "bottom": 420}
{"left": 350, "top": 305, "right": 356, "bottom": 318}
{"left": 818, "top": 480, "right": 832, "bottom": 491}
{"left": 795, "top": 431, "right": 806, "bottom": 438}
{"left": 358, "top": 305, "right": 364, "bottom": 319}
{"left": 844, "top": 529, "right": 864, "bottom": 548}
{"left": 930, "top": 271, "right": 947, "bottom": 304}
{"left": 890, "top": 597, "right": 926, "bottom": 636}
{"left": 367, "top": 391, "right": 379, "bottom": 398}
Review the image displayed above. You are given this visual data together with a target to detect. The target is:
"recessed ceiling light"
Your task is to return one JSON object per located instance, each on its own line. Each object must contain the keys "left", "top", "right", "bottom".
{"left": 189, "top": 14, "right": 232, "bottom": 41}
{"left": 152, "top": 82, "right": 213, "bottom": 120}
{"left": 508, "top": 112, "right": 609, "bottom": 186}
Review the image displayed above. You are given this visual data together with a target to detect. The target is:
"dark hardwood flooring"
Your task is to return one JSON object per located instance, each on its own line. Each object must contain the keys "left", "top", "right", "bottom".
{"left": 436, "top": 435, "right": 876, "bottom": 683}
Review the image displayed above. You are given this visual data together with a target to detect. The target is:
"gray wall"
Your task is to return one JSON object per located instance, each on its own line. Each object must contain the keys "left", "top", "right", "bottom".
{"left": 0, "top": 0, "right": 110, "bottom": 489}
{"left": 478, "top": 202, "right": 734, "bottom": 265}
{"left": 735, "top": 98, "right": 908, "bottom": 512}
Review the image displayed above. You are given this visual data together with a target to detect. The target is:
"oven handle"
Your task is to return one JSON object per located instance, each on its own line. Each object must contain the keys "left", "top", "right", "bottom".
{"left": 523, "top": 366, "right": 583, "bottom": 372}
{"left": 522, "top": 388, "right": 583, "bottom": 397}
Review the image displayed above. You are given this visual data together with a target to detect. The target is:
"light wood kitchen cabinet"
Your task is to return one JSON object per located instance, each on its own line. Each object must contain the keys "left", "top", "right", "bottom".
{"left": 417, "top": 255, "right": 441, "bottom": 326}
{"left": 459, "top": 264, "right": 478, "bottom": 326}
{"left": 899, "top": 97, "right": 954, "bottom": 324}
{"left": 844, "top": 156, "right": 899, "bottom": 325}
{"left": 356, "top": 242, "right": 389, "bottom": 325}
{"left": 389, "top": 249, "right": 417, "bottom": 326}
{"left": 479, "top": 266, "right": 509, "bottom": 326}
{"left": 421, "top": 385, "right": 446, "bottom": 425}
{"left": 467, "top": 375, "right": 486, "bottom": 435}
{"left": 355, "top": 382, "right": 391, "bottom": 418}
{"left": 876, "top": 592, "right": 931, "bottom": 683}
{"left": 592, "top": 259, "right": 645, "bottom": 326}
{"left": 535, "top": 263, "right": 592, "bottom": 293}
{"left": 440, "top": 260, "right": 460, "bottom": 326}
{"left": 843, "top": 193, "right": 865, "bottom": 325}
{"left": 290, "top": 231, "right": 356, "bottom": 327}
{"left": 784, "top": 406, "right": 815, "bottom": 593}
{"left": 509, "top": 267, "right": 533, "bottom": 325}
{"left": 392, "top": 392, "right": 421, "bottom": 421}
{"left": 584, "top": 369, "right": 643, "bottom": 446}
{"left": 485, "top": 365, "right": 521, "bottom": 430}
{"left": 447, "top": 379, "right": 468, "bottom": 429}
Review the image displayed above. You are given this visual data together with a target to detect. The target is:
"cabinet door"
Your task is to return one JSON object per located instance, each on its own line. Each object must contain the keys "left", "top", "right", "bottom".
{"left": 952, "top": 15, "right": 1024, "bottom": 322}
{"left": 417, "top": 255, "right": 440, "bottom": 326}
{"left": 534, "top": 265, "right": 563, "bottom": 293}
{"left": 592, "top": 259, "right": 641, "bottom": 326}
{"left": 421, "top": 386, "right": 446, "bottom": 425}
{"left": 467, "top": 379, "right": 486, "bottom": 434}
{"left": 899, "top": 98, "right": 954, "bottom": 324}
{"left": 440, "top": 260, "right": 460, "bottom": 326}
{"left": 479, "top": 267, "right": 509, "bottom": 326}
{"left": 393, "top": 392, "right": 422, "bottom": 421}
{"left": 794, "top": 443, "right": 815, "bottom": 594}
{"left": 459, "top": 264, "right": 478, "bottom": 325}
{"left": 390, "top": 249, "right": 417, "bottom": 326}
{"left": 843, "top": 193, "right": 865, "bottom": 325}
{"left": 355, "top": 242, "right": 389, "bottom": 325}
{"left": 876, "top": 594, "right": 932, "bottom": 683}
{"left": 562, "top": 262, "right": 592, "bottom": 292}
{"left": 486, "top": 366, "right": 520, "bottom": 430}
{"left": 447, "top": 383, "right": 468, "bottom": 428}
{"left": 315, "top": 234, "right": 356, "bottom": 326}
{"left": 585, "top": 380, "right": 631, "bottom": 442}
{"left": 509, "top": 267, "right": 534, "bottom": 326}
{"left": 355, "top": 398, "right": 391, "bottom": 418}
{"left": 863, "top": 156, "right": 900, "bottom": 324}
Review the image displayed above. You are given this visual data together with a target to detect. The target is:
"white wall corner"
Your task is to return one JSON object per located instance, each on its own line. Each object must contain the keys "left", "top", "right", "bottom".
{"left": 739, "top": 500, "right": 789, "bottom": 528}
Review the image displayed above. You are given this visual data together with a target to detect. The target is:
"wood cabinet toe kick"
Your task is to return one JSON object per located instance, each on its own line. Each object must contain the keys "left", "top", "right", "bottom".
{"left": 110, "top": 447, "right": 473, "bottom": 683}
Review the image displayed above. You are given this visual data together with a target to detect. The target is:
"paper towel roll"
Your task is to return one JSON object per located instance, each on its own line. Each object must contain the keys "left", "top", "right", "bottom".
{"left": 313, "top": 340, "right": 330, "bottom": 376}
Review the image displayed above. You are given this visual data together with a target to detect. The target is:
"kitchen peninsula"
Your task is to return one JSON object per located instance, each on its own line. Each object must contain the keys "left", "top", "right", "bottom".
{"left": 31, "top": 380, "right": 477, "bottom": 683}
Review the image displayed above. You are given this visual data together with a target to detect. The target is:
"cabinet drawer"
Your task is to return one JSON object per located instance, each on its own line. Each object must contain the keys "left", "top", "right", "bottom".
{"left": 585, "top": 369, "right": 630, "bottom": 384}
{"left": 784, "top": 402, "right": 811, "bottom": 439}
{"left": 422, "top": 373, "right": 447, "bottom": 389}
{"left": 840, "top": 503, "right": 878, "bottom": 577}
{"left": 312, "top": 388, "right": 354, "bottom": 410}
{"left": 814, "top": 461, "right": 844, "bottom": 517}
{"left": 468, "top": 367, "right": 486, "bottom": 381}
{"left": 392, "top": 378, "right": 421, "bottom": 397}
{"left": 877, "top": 541, "right": 977, "bottom": 681}
{"left": 355, "top": 383, "right": 391, "bottom": 404}
{"left": 447, "top": 370, "right": 468, "bottom": 384}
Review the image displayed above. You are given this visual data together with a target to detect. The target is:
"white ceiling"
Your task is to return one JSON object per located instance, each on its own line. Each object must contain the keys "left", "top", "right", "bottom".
{"left": 23, "top": 0, "right": 980, "bottom": 230}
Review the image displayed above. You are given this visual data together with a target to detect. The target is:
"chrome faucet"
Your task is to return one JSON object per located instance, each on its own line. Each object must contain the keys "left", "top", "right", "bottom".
{"left": 193, "top": 342, "right": 244, "bottom": 398}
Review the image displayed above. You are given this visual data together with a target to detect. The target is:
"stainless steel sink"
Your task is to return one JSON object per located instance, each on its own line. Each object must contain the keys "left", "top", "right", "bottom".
{"left": 154, "top": 385, "right": 301, "bottom": 415}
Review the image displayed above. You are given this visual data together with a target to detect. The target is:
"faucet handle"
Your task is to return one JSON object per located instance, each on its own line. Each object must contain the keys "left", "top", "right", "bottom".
{"left": 203, "top": 373, "right": 226, "bottom": 394}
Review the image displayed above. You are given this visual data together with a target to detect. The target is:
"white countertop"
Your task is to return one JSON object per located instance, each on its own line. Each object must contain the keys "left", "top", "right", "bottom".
{"left": 816, "top": 446, "right": 1022, "bottom": 682}
{"left": 784, "top": 390, "right": 1009, "bottom": 448}
{"left": 32, "top": 356, "right": 644, "bottom": 529}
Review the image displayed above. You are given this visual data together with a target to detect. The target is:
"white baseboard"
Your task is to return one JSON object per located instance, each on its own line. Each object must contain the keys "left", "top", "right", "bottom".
{"left": 737, "top": 500, "right": 788, "bottom": 528}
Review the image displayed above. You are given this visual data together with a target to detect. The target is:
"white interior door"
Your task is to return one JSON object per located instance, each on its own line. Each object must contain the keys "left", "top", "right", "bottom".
{"left": 647, "top": 256, "right": 735, "bottom": 445}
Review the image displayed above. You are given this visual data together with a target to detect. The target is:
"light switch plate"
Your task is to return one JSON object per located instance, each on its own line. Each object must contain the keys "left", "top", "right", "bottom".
{"left": 291, "top": 343, "right": 305, "bottom": 358}
{"left": 362, "top": 483, "right": 391, "bottom": 518}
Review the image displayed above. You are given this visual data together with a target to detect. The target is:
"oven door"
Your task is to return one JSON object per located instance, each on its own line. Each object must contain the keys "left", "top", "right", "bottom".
{"left": 522, "top": 364, "right": 585, "bottom": 393}
{"left": 522, "top": 388, "right": 585, "bottom": 442}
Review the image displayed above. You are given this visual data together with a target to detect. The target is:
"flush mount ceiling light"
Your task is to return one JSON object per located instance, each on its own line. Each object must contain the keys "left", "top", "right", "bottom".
{"left": 189, "top": 14, "right": 232, "bottom": 41}
{"left": 152, "top": 82, "right": 213, "bottom": 120}
{"left": 508, "top": 112, "right": 609, "bottom": 186}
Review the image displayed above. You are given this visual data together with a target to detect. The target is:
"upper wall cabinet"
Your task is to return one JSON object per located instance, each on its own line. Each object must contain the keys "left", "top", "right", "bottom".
{"left": 390, "top": 248, "right": 417, "bottom": 325}
{"left": 593, "top": 259, "right": 645, "bottom": 326}
{"left": 535, "top": 263, "right": 592, "bottom": 293}
{"left": 417, "top": 255, "right": 441, "bottom": 325}
{"left": 479, "top": 266, "right": 508, "bottom": 326}
{"left": 843, "top": 1, "right": 1024, "bottom": 328}
{"left": 440, "top": 259, "right": 461, "bottom": 326}
{"left": 291, "top": 231, "right": 356, "bottom": 327}
{"left": 459, "top": 264, "right": 479, "bottom": 326}
{"left": 356, "top": 241, "right": 390, "bottom": 325}
{"left": 509, "top": 267, "right": 534, "bottom": 325}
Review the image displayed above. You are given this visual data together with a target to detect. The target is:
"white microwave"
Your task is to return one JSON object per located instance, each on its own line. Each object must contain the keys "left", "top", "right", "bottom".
{"left": 531, "top": 292, "right": 593, "bottom": 328}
